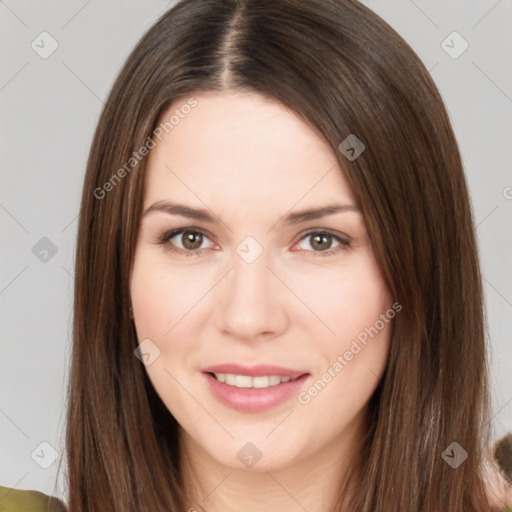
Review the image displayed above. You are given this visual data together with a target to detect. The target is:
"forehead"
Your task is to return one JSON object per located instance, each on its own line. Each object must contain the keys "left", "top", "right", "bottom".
{"left": 143, "top": 91, "right": 356, "bottom": 217}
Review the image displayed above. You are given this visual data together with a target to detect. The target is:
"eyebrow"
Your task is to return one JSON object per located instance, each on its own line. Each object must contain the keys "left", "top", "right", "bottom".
{"left": 142, "top": 200, "right": 361, "bottom": 225}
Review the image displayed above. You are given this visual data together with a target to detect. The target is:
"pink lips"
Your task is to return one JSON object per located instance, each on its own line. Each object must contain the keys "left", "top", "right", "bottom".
{"left": 202, "top": 363, "right": 310, "bottom": 413}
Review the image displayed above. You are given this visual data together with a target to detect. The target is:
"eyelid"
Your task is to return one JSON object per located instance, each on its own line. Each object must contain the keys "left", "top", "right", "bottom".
{"left": 295, "top": 227, "right": 351, "bottom": 244}
{"left": 292, "top": 228, "right": 351, "bottom": 255}
{"left": 155, "top": 227, "right": 217, "bottom": 249}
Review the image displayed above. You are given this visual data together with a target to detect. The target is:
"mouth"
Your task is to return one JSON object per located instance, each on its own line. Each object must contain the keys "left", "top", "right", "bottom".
{"left": 202, "top": 364, "right": 310, "bottom": 413}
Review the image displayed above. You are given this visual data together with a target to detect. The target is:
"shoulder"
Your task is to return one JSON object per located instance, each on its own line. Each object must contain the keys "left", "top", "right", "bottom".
{"left": 0, "top": 486, "right": 66, "bottom": 512}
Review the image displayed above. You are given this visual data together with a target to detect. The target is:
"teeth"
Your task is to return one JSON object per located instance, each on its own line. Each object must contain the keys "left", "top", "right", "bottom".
{"left": 269, "top": 375, "right": 281, "bottom": 386}
{"left": 212, "top": 373, "right": 297, "bottom": 389}
{"left": 236, "top": 375, "right": 252, "bottom": 388}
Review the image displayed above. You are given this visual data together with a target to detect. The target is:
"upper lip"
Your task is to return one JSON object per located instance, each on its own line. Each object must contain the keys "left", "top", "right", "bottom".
{"left": 202, "top": 363, "right": 308, "bottom": 379}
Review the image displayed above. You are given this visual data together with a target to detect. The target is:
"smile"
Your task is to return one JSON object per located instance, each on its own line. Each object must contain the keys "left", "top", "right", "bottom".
{"left": 210, "top": 373, "right": 299, "bottom": 388}
{"left": 202, "top": 364, "right": 310, "bottom": 413}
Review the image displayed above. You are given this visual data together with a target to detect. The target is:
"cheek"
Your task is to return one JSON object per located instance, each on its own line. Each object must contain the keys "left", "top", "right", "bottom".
{"left": 130, "top": 251, "right": 208, "bottom": 341}
{"left": 295, "top": 261, "right": 393, "bottom": 427}
{"left": 130, "top": 252, "right": 207, "bottom": 414}
{"left": 290, "top": 252, "right": 394, "bottom": 414}
{"left": 129, "top": 250, "right": 211, "bottom": 406}
{"left": 292, "top": 254, "right": 393, "bottom": 348}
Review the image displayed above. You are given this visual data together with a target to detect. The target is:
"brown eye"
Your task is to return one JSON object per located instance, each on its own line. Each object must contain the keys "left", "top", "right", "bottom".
{"left": 156, "top": 228, "right": 215, "bottom": 254}
{"left": 180, "top": 230, "right": 203, "bottom": 250}
{"left": 294, "top": 230, "right": 351, "bottom": 257}
{"left": 310, "top": 233, "right": 333, "bottom": 251}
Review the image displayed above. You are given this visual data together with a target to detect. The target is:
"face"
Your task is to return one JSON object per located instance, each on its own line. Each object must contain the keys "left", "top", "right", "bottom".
{"left": 130, "top": 90, "right": 394, "bottom": 472}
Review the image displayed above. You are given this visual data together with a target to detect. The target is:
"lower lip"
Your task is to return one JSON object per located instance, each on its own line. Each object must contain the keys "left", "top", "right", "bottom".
{"left": 203, "top": 372, "right": 310, "bottom": 413}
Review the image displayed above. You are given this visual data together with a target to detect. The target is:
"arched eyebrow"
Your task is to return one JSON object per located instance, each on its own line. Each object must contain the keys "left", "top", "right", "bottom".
{"left": 284, "top": 203, "right": 361, "bottom": 224}
{"left": 142, "top": 200, "right": 361, "bottom": 225}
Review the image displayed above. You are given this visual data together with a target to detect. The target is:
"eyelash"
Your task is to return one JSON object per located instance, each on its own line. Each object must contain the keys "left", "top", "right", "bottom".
{"left": 153, "top": 227, "right": 351, "bottom": 258}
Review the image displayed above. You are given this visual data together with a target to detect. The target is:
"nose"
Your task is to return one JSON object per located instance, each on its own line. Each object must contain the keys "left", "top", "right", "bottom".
{"left": 214, "top": 249, "right": 288, "bottom": 342}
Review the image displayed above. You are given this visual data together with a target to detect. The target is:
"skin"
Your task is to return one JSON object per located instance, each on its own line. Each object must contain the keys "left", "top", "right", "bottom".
{"left": 130, "top": 90, "right": 394, "bottom": 512}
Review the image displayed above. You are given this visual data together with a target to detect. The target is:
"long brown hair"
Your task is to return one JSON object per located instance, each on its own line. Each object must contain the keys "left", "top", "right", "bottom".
{"left": 62, "top": 0, "right": 502, "bottom": 510}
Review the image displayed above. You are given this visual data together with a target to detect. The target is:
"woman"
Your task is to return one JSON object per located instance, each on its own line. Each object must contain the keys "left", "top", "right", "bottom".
{"left": 56, "top": 0, "right": 512, "bottom": 510}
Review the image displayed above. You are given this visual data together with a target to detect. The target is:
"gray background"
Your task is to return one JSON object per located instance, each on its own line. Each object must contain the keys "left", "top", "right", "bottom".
{"left": 1, "top": 0, "right": 511, "bottom": 502}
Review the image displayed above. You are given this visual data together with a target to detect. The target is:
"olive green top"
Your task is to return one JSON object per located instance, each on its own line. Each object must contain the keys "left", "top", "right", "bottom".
{"left": 0, "top": 482, "right": 510, "bottom": 511}
{"left": 0, "top": 486, "right": 66, "bottom": 512}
